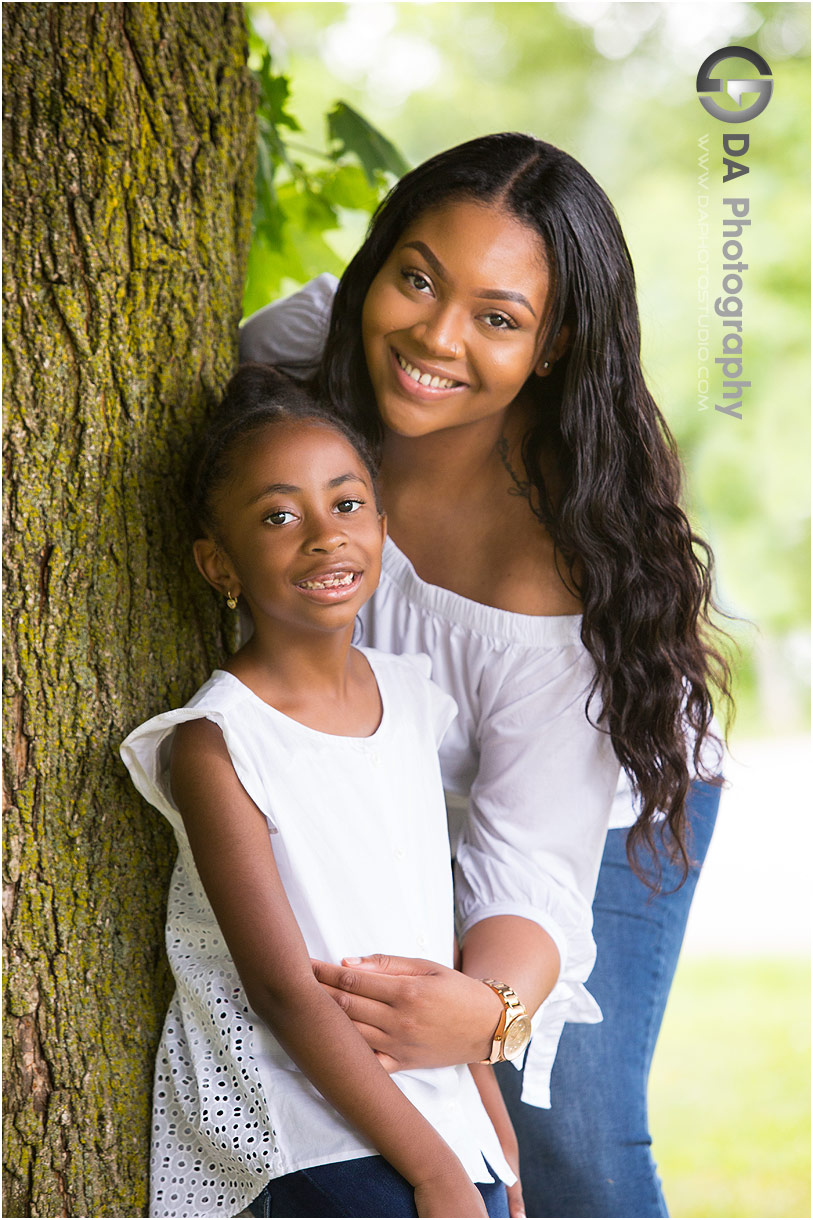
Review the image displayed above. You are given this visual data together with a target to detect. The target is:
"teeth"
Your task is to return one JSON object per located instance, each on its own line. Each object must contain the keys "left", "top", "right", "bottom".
{"left": 299, "top": 573, "right": 356, "bottom": 590}
{"left": 397, "top": 353, "right": 459, "bottom": 389}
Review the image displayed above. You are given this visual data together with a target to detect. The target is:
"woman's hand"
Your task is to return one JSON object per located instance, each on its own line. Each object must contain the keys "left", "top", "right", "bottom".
{"left": 468, "top": 1060, "right": 525, "bottom": 1217}
{"left": 507, "top": 1173, "right": 525, "bottom": 1218}
{"left": 500, "top": 1120, "right": 525, "bottom": 1218}
{"left": 311, "top": 954, "right": 503, "bottom": 1071}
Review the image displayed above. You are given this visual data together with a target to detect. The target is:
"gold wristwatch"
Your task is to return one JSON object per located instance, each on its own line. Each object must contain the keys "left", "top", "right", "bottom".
{"left": 480, "top": 979, "right": 533, "bottom": 1064}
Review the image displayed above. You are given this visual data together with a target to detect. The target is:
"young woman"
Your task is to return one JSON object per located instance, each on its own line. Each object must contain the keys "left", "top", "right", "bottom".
{"left": 239, "top": 133, "right": 729, "bottom": 1217}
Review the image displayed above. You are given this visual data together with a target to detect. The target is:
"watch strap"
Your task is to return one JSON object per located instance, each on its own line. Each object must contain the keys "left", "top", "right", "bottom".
{"left": 479, "top": 978, "right": 530, "bottom": 1064}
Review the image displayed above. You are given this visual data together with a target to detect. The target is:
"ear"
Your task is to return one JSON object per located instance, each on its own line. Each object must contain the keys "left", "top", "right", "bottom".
{"left": 535, "top": 323, "right": 571, "bottom": 377}
{"left": 193, "top": 537, "right": 239, "bottom": 598}
{"left": 378, "top": 511, "right": 388, "bottom": 545}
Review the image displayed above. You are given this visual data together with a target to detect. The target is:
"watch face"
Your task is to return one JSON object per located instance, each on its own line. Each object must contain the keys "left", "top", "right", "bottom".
{"left": 503, "top": 1014, "right": 533, "bottom": 1060}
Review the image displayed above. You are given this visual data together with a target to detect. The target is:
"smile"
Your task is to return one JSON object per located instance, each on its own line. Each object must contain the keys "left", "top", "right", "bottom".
{"left": 395, "top": 351, "right": 463, "bottom": 390}
{"left": 294, "top": 569, "right": 363, "bottom": 602}
{"left": 297, "top": 572, "right": 356, "bottom": 590}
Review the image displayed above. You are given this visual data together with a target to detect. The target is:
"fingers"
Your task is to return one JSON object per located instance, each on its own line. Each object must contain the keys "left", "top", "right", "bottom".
{"left": 343, "top": 953, "right": 438, "bottom": 976}
{"left": 311, "top": 962, "right": 403, "bottom": 1017}
{"left": 318, "top": 980, "right": 395, "bottom": 1027}
{"left": 310, "top": 958, "right": 400, "bottom": 1002}
{"left": 507, "top": 1178, "right": 526, "bottom": 1218}
{"left": 343, "top": 1018, "right": 391, "bottom": 1051}
{"left": 372, "top": 1049, "right": 401, "bottom": 1074}
{"left": 308, "top": 961, "right": 404, "bottom": 1071}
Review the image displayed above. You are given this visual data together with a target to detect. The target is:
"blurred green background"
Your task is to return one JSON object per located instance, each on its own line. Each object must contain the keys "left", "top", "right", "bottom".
{"left": 243, "top": 5, "right": 810, "bottom": 1216}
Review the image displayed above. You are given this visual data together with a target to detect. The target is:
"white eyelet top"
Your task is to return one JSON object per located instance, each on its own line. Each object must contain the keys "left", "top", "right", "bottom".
{"left": 121, "top": 648, "right": 514, "bottom": 1218}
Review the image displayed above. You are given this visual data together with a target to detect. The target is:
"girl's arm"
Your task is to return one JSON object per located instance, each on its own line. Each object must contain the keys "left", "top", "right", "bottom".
{"left": 170, "top": 717, "right": 486, "bottom": 1220}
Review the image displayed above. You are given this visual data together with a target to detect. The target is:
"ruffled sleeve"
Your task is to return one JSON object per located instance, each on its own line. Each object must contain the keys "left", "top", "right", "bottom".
{"left": 452, "top": 639, "right": 619, "bottom": 1104}
{"left": 120, "top": 695, "right": 279, "bottom": 838}
{"left": 238, "top": 273, "right": 338, "bottom": 374}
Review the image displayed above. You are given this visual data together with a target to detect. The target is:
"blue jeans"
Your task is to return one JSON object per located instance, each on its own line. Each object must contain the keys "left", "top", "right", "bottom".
{"left": 247, "top": 1155, "right": 509, "bottom": 1217}
{"left": 498, "top": 778, "right": 721, "bottom": 1218}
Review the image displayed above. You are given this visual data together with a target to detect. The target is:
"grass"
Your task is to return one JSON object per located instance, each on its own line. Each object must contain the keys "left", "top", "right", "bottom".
{"left": 649, "top": 956, "right": 810, "bottom": 1218}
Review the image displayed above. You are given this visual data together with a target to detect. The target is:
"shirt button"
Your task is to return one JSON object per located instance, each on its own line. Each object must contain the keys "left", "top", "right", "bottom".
{"left": 416, "top": 935, "right": 427, "bottom": 948}
{"left": 394, "top": 847, "right": 405, "bottom": 860}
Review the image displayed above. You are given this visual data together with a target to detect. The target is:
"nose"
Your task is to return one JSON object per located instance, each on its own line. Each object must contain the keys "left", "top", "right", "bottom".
{"left": 413, "top": 302, "right": 464, "bottom": 360}
{"left": 304, "top": 513, "right": 347, "bottom": 554}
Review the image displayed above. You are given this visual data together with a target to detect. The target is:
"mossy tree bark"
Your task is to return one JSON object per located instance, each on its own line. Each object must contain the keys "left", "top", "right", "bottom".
{"left": 3, "top": 5, "right": 256, "bottom": 1215}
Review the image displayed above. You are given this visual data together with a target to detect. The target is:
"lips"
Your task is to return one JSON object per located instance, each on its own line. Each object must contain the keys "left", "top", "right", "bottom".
{"left": 391, "top": 348, "right": 467, "bottom": 398}
{"left": 395, "top": 352, "right": 463, "bottom": 389}
{"left": 293, "top": 567, "right": 363, "bottom": 603}
{"left": 297, "top": 572, "right": 356, "bottom": 591}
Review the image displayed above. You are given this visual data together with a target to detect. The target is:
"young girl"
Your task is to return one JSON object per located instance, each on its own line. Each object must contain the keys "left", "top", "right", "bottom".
{"left": 120, "top": 366, "right": 516, "bottom": 1219}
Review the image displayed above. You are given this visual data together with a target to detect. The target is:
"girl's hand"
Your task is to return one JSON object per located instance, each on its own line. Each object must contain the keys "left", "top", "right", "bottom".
{"left": 414, "top": 1168, "right": 488, "bottom": 1219}
{"left": 311, "top": 955, "right": 503, "bottom": 1071}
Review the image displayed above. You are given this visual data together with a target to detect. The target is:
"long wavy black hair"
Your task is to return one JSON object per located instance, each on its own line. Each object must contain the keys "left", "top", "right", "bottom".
{"left": 315, "top": 132, "right": 732, "bottom": 886}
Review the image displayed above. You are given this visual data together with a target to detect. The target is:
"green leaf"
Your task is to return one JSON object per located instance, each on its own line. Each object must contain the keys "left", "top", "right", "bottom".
{"left": 257, "top": 52, "right": 300, "bottom": 133}
{"left": 316, "top": 164, "right": 382, "bottom": 213}
{"left": 276, "top": 180, "right": 340, "bottom": 236}
{"left": 254, "top": 136, "right": 279, "bottom": 224}
{"left": 327, "top": 102, "right": 410, "bottom": 184}
{"left": 243, "top": 214, "right": 345, "bottom": 317}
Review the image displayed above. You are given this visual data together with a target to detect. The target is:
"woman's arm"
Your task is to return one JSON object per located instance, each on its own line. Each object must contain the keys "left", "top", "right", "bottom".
{"left": 468, "top": 1062, "right": 525, "bottom": 1219}
{"left": 170, "top": 718, "right": 486, "bottom": 1219}
{"left": 238, "top": 274, "right": 337, "bottom": 373}
{"left": 313, "top": 913, "right": 557, "bottom": 1072}
{"left": 313, "top": 644, "right": 618, "bottom": 1072}
{"left": 459, "top": 915, "right": 559, "bottom": 1019}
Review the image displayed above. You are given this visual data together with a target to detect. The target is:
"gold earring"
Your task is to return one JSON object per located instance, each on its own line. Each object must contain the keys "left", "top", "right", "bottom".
{"left": 225, "top": 591, "right": 238, "bottom": 610}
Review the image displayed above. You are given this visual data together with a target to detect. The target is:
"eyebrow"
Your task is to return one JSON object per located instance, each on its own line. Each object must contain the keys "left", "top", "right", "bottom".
{"left": 327, "top": 473, "right": 367, "bottom": 490}
{"left": 401, "top": 241, "right": 536, "bottom": 317}
{"left": 402, "top": 241, "right": 448, "bottom": 281}
{"left": 474, "top": 287, "right": 536, "bottom": 317}
{"left": 248, "top": 473, "right": 366, "bottom": 505}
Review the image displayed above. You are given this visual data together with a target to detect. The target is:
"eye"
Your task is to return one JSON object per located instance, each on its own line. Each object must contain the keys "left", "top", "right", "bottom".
{"left": 401, "top": 269, "right": 433, "bottom": 295}
{"left": 481, "top": 311, "right": 518, "bottom": 331}
{"left": 263, "top": 509, "right": 297, "bottom": 526}
{"left": 335, "top": 498, "right": 364, "bottom": 514}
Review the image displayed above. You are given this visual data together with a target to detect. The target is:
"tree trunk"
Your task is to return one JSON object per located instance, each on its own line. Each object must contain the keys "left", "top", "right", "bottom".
{"left": 3, "top": 5, "right": 256, "bottom": 1214}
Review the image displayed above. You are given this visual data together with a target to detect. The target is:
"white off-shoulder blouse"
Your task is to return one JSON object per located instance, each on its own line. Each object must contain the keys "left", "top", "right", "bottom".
{"left": 241, "top": 277, "right": 626, "bottom": 1106}
{"left": 357, "top": 539, "right": 620, "bottom": 1106}
{"left": 241, "top": 277, "right": 726, "bottom": 1107}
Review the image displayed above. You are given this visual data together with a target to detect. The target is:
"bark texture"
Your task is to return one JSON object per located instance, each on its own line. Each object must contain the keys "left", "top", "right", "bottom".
{"left": 3, "top": 5, "right": 256, "bottom": 1214}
